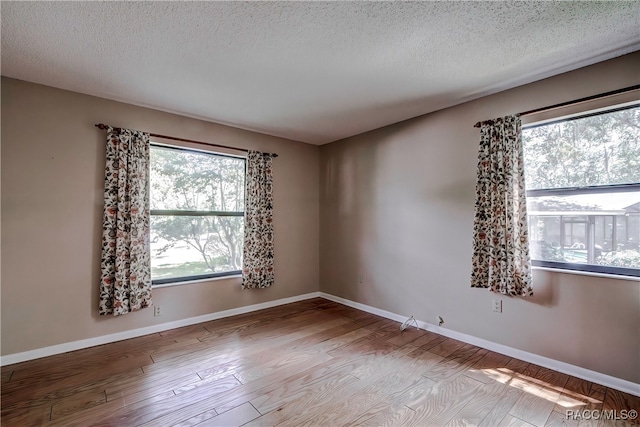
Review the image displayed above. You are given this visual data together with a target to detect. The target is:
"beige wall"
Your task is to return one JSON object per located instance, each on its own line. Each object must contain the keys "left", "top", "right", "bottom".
{"left": 3, "top": 52, "right": 639, "bottom": 384}
{"left": 319, "top": 52, "right": 640, "bottom": 383}
{"left": 1, "top": 77, "right": 319, "bottom": 356}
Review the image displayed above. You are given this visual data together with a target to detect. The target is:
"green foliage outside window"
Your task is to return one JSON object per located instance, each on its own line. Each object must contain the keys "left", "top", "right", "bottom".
{"left": 150, "top": 146, "right": 245, "bottom": 282}
{"left": 523, "top": 106, "right": 640, "bottom": 273}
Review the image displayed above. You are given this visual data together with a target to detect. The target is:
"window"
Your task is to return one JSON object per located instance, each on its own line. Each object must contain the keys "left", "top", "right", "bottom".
{"left": 150, "top": 145, "right": 246, "bottom": 285}
{"left": 522, "top": 103, "right": 640, "bottom": 277}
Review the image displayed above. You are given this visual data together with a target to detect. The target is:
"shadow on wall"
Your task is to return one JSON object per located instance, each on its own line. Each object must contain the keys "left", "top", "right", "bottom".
{"left": 321, "top": 129, "right": 383, "bottom": 304}
{"left": 528, "top": 269, "right": 557, "bottom": 307}
{"left": 92, "top": 129, "right": 107, "bottom": 321}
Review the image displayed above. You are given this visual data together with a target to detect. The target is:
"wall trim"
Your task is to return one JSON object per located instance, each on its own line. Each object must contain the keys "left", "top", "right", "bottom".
{"left": 1, "top": 292, "right": 322, "bottom": 367}
{"left": 318, "top": 292, "right": 640, "bottom": 397}
{"left": 3, "top": 290, "right": 639, "bottom": 397}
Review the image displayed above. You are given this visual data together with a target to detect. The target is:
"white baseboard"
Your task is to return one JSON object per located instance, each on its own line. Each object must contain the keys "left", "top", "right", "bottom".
{"left": 1, "top": 292, "right": 322, "bottom": 367}
{"left": 4, "top": 290, "right": 639, "bottom": 397}
{"left": 319, "top": 292, "right": 640, "bottom": 397}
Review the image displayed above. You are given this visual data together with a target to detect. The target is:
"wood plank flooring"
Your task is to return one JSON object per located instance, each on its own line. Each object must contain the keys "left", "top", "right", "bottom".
{"left": 1, "top": 298, "right": 638, "bottom": 426}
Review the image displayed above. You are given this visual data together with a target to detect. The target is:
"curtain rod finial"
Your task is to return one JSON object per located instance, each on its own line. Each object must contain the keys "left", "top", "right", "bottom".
{"left": 474, "top": 122, "right": 481, "bottom": 128}
{"left": 95, "top": 123, "right": 107, "bottom": 130}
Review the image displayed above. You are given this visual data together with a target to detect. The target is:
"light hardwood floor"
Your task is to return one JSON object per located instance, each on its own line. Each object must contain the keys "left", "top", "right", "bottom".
{"left": 1, "top": 298, "right": 638, "bottom": 426}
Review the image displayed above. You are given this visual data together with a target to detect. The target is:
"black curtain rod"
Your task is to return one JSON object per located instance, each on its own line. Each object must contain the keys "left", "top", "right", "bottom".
{"left": 94, "top": 123, "right": 278, "bottom": 157}
{"left": 474, "top": 84, "right": 640, "bottom": 128}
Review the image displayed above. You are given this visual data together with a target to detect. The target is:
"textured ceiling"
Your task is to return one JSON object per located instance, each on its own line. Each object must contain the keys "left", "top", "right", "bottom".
{"left": 2, "top": 2, "right": 639, "bottom": 144}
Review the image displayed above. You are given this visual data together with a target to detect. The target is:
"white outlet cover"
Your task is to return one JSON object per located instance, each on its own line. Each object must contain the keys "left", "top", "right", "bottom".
{"left": 493, "top": 300, "right": 502, "bottom": 313}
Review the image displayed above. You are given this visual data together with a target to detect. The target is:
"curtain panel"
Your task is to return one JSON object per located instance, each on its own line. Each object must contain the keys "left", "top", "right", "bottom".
{"left": 471, "top": 115, "right": 533, "bottom": 297}
{"left": 242, "top": 150, "right": 275, "bottom": 289}
{"left": 99, "top": 127, "right": 152, "bottom": 316}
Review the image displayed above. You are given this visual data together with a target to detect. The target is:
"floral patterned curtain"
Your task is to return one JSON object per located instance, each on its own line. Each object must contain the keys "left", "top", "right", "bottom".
{"left": 242, "top": 150, "right": 275, "bottom": 289}
{"left": 99, "top": 127, "right": 152, "bottom": 315}
{"left": 471, "top": 115, "right": 533, "bottom": 297}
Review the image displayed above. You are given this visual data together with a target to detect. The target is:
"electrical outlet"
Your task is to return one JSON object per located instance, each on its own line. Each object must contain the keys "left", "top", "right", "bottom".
{"left": 492, "top": 299, "right": 502, "bottom": 313}
{"left": 154, "top": 305, "right": 161, "bottom": 317}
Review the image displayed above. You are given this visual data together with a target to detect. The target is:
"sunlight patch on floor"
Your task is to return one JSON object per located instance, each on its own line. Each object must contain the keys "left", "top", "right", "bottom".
{"left": 468, "top": 368, "right": 602, "bottom": 407}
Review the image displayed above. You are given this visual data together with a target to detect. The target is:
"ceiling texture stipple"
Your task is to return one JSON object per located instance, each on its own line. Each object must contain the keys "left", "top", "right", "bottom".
{"left": 2, "top": 1, "right": 639, "bottom": 144}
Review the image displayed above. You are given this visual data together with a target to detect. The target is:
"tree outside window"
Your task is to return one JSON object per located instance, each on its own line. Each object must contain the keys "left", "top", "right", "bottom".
{"left": 523, "top": 105, "right": 640, "bottom": 276}
{"left": 149, "top": 145, "right": 245, "bottom": 284}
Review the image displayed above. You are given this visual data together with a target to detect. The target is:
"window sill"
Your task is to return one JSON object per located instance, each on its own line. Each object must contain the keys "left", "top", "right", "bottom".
{"left": 531, "top": 266, "right": 640, "bottom": 282}
{"left": 152, "top": 274, "right": 242, "bottom": 289}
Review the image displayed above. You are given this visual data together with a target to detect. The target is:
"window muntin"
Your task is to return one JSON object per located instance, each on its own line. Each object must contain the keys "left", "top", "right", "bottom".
{"left": 523, "top": 104, "right": 640, "bottom": 277}
{"left": 150, "top": 145, "right": 245, "bottom": 285}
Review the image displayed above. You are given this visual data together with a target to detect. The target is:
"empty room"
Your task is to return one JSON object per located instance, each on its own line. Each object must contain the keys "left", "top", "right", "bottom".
{"left": 1, "top": 1, "right": 639, "bottom": 426}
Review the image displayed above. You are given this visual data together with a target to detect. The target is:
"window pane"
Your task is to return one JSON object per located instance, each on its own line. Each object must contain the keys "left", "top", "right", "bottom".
{"left": 523, "top": 107, "right": 640, "bottom": 190}
{"left": 594, "top": 216, "right": 614, "bottom": 251}
{"left": 528, "top": 215, "right": 562, "bottom": 262}
{"left": 527, "top": 191, "right": 640, "bottom": 269}
{"left": 150, "top": 146, "right": 245, "bottom": 212}
{"left": 151, "top": 215, "right": 244, "bottom": 281}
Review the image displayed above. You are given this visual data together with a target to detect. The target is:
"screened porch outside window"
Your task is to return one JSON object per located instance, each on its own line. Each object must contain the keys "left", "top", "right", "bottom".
{"left": 522, "top": 103, "right": 640, "bottom": 278}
